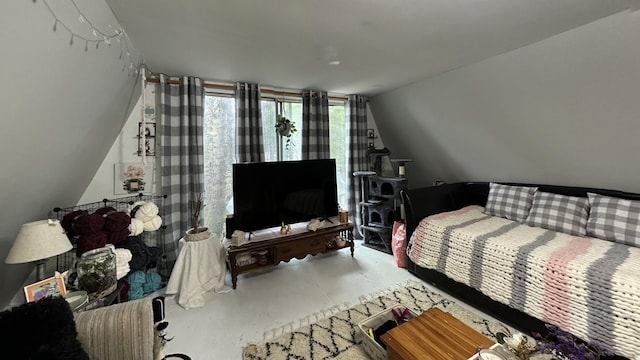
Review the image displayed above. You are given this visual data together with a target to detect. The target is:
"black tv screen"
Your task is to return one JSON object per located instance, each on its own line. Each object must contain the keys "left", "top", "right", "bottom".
{"left": 232, "top": 159, "right": 339, "bottom": 232}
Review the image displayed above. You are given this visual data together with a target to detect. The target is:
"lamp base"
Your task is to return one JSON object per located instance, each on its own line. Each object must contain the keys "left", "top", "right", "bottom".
{"left": 35, "top": 259, "right": 48, "bottom": 281}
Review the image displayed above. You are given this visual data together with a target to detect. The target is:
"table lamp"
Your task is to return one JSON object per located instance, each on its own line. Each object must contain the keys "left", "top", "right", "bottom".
{"left": 5, "top": 219, "right": 73, "bottom": 281}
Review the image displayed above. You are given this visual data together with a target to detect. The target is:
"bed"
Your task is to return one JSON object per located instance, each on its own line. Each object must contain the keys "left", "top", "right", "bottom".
{"left": 401, "top": 182, "right": 640, "bottom": 360}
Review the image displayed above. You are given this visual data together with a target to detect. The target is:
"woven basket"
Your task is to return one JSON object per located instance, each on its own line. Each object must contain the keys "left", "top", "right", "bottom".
{"left": 357, "top": 304, "right": 419, "bottom": 360}
{"left": 184, "top": 228, "right": 210, "bottom": 242}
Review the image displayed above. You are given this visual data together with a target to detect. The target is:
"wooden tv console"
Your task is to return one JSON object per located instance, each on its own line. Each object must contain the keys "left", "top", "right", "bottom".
{"left": 225, "top": 219, "right": 354, "bottom": 289}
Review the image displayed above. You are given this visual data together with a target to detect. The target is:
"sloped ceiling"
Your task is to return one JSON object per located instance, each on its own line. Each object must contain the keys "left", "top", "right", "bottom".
{"left": 0, "top": 1, "right": 141, "bottom": 307}
{"left": 106, "top": 0, "right": 630, "bottom": 95}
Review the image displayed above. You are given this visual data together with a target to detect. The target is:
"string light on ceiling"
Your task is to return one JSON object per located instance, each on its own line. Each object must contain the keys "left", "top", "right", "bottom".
{"left": 36, "top": 0, "right": 142, "bottom": 76}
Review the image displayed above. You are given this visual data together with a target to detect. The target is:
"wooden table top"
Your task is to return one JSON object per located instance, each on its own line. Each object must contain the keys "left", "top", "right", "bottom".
{"left": 380, "top": 307, "right": 495, "bottom": 360}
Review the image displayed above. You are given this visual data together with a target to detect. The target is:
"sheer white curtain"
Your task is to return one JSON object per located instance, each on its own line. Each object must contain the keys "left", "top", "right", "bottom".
{"left": 203, "top": 95, "right": 236, "bottom": 237}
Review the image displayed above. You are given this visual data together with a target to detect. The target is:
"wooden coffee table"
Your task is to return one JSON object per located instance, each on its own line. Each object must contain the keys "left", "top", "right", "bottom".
{"left": 380, "top": 307, "right": 495, "bottom": 360}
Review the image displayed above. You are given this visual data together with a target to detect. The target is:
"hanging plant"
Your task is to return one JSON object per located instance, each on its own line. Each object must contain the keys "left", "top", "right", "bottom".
{"left": 275, "top": 115, "right": 297, "bottom": 149}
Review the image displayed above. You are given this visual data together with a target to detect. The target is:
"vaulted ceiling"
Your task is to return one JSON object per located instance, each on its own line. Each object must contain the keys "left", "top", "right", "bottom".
{"left": 105, "top": 0, "right": 632, "bottom": 95}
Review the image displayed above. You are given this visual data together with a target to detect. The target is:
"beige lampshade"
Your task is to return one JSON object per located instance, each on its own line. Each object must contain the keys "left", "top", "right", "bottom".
{"left": 5, "top": 219, "right": 73, "bottom": 264}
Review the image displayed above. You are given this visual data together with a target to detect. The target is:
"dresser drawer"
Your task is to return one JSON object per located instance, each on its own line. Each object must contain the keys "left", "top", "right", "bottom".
{"left": 275, "top": 237, "right": 325, "bottom": 261}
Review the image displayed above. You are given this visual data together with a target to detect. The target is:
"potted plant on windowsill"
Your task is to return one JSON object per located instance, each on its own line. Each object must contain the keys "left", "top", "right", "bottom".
{"left": 275, "top": 115, "right": 297, "bottom": 149}
{"left": 185, "top": 192, "right": 209, "bottom": 242}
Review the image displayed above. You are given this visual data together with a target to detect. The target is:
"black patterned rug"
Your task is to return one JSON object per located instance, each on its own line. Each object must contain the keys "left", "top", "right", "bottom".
{"left": 242, "top": 279, "right": 504, "bottom": 360}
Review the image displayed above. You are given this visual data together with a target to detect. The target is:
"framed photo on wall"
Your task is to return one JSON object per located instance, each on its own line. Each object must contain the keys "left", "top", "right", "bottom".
{"left": 138, "top": 137, "right": 156, "bottom": 156}
{"left": 24, "top": 276, "right": 67, "bottom": 302}
{"left": 114, "top": 162, "right": 155, "bottom": 195}
{"left": 139, "top": 122, "right": 156, "bottom": 137}
{"left": 138, "top": 122, "right": 156, "bottom": 156}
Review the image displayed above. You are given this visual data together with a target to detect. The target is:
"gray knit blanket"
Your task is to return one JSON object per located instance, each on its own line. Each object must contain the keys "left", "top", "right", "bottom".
{"left": 407, "top": 205, "right": 640, "bottom": 360}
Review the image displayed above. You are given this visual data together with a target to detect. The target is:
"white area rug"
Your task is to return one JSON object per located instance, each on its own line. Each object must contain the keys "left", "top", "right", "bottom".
{"left": 242, "top": 279, "right": 503, "bottom": 360}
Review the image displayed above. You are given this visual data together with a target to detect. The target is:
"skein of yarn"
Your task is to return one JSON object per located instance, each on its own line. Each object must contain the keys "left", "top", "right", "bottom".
{"left": 61, "top": 210, "right": 88, "bottom": 237}
{"left": 127, "top": 201, "right": 147, "bottom": 218}
{"left": 94, "top": 206, "right": 118, "bottom": 216}
{"left": 103, "top": 211, "right": 131, "bottom": 232}
{"left": 138, "top": 202, "right": 159, "bottom": 219}
{"left": 77, "top": 231, "right": 108, "bottom": 255}
{"left": 73, "top": 213, "right": 106, "bottom": 235}
{"left": 106, "top": 228, "right": 130, "bottom": 245}
{"left": 143, "top": 215, "right": 163, "bottom": 232}
{"left": 129, "top": 218, "right": 144, "bottom": 236}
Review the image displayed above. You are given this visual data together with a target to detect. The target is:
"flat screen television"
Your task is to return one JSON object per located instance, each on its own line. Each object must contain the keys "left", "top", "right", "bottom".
{"left": 232, "top": 159, "right": 339, "bottom": 232}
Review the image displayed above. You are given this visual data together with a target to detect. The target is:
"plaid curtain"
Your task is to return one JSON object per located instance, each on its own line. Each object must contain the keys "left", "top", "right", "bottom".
{"left": 159, "top": 74, "right": 205, "bottom": 270}
{"left": 235, "top": 82, "right": 264, "bottom": 163}
{"left": 301, "top": 90, "right": 330, "bottom": 160}
{"left": 346, "top": 95, "right": 369, "bottom": 237}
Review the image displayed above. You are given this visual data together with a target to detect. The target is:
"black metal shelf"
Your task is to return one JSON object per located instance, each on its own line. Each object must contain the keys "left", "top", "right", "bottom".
{"left": 52, "top": 193, "right": 169, "bottom": 279}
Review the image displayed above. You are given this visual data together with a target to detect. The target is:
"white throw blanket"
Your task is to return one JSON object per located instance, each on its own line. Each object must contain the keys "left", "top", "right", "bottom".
{"left": 165, "top": 234, "right": 231, "bottom": 309}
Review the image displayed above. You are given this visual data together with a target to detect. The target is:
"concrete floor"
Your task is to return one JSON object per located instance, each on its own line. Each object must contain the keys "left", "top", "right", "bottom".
{"left": 162, "top": 241, "right": 499, "bottom": 360}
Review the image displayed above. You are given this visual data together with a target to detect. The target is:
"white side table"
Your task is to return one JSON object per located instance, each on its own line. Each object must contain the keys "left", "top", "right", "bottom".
{"left": 165, "top": 233, "right": 230, "bottom": 309}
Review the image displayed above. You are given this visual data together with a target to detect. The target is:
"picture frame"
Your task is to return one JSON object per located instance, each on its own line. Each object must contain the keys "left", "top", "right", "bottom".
{"left": 144, "top": 105, "right": 156, "bottom": 121}
{"left": 138, "top": 122, "right": 156, "bottom": 156}
{"left": 24, "top": 276, "right": 67, "bottom": 302}
{"left": 114, "top": 162, "right": 155, "bottom": 195}
{"left": 139, "top": 122, "right": 156, "bottom": 138}
{"left": 138, "top": 137, "right": 156, "bottom": 156}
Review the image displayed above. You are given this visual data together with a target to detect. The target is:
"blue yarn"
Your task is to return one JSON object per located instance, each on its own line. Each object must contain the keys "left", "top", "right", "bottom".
{"left": 126, "top": 271, "right": 147, "bottom": 300}
{"left": 127, "top": 270, "right": 162, "bottom": 299}
{"left": 127, "top": 270, "right": 146, "bottom": 284}
{"left": 128, "top": 286, "right": 144, "bottom": 300}
{"left": 142, "top": 272, "right": 162, "bottom": 293}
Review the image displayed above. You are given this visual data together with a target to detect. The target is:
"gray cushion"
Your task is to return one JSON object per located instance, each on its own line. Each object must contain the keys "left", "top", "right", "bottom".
{"left": 525, "top": 192, "right": 589, "bottom": 236}
{"left": 484, "top": 183, "right": 538, "bottom": 222}
{"left": 586, "top": 192, "right": 640, "bottom": 247}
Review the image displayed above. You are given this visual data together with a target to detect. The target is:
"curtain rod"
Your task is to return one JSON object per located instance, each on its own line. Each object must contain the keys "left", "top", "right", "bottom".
{"left": 145, "top": 76, "right": 348, "bottom": 102}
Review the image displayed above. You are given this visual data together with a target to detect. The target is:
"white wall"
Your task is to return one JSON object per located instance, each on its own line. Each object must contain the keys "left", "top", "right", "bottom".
{"left": 79, "top": 84, "right": 160, "bottom": 203}
{"left": 370, "top": 10, "right": 640, "bottom": 192}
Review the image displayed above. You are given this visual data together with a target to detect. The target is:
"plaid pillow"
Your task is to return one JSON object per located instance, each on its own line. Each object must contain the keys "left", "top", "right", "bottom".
{"left": 586, "top": 193, "right": 640, "bottom": 247}
{"left": 524, "top": 192, "right": 589, "bottom": 236}
{"left": 484, "top": 183, "right": 538, "bottom": 222}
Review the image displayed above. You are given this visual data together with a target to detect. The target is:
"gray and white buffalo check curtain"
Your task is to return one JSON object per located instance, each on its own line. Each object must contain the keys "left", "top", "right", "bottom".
{"left": 346, "top": 95, "right": 369, "bottom": 237}
{"left": 159, "top": 74, "right": 205, "bottom": 267}
{"left": 235, "top": 82, "right": 264, "bottom": 163}
{"left": 301, "top": 90, "right": 330, "bottom": 160}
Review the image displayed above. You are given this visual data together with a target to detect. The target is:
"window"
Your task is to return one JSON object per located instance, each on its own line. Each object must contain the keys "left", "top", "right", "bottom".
{"left": 329, "top": 103, "right": 348, "bottom": 209}
{"left": 202, "top": 95, "right": 236, "bottom": 236}
{"left": 203, "top": 92, "right": 348, "bottom": 234}
{"left": 261, "top": 100, "right": 302, "bottom": 162}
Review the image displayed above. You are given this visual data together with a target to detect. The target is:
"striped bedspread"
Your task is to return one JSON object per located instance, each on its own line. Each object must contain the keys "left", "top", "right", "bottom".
{"left": 408, "top": 205, "right": 640, "bottom": 360}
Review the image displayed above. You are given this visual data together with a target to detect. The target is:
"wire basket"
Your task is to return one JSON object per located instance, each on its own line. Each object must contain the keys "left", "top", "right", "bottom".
{"left": 52, "top": 193, "right": 169, "bottom": 279}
